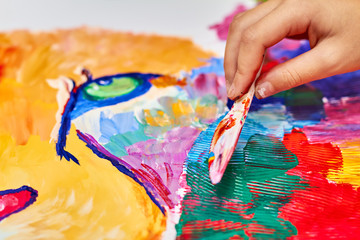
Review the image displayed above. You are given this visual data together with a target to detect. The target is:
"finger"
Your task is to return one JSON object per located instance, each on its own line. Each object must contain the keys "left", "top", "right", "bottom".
{"left": 224, "top": 0, "right": 282, "bottom": 94}
{"left": 254, "top": 39, "right": 345, "bottom": 99}
{"left": 228, "top": 1, "right": 313, "bottom": 99}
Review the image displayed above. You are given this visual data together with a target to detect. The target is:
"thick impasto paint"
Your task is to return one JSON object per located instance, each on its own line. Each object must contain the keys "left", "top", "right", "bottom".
{"left": 1, "top": 3, "right": 360, "bottom": 240}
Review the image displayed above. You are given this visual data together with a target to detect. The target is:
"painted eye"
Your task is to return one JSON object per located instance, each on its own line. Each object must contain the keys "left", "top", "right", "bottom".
{"left": 83, "top": 77, "right": 142, "bottom": 101}
{"left": 69, "top": 73, "right": 158, "bottom": 119}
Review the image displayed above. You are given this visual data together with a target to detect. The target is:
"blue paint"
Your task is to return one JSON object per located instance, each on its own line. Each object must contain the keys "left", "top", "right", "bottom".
{"left": 56, "top": 79, "right": 80, "bottom": 164}
{"left": 310, "top": 72, "right": 360, "bottom": 98}
{"left": 99, "top": 111, "right": 140, "bottom": 144}
{"left": 71, "top": 73, "right": 158, "bottom": 119}
{"left": 269, "top": 40, "right": 360, "bottom": 99}
{"left": 56, "top": 73, "right": 160, "bottom": 164}
{"left": 76, "top": 130, "right": 165, "bottom": 214}
{"left": 0, "top": 186, "right": 38, "bottom": 221}
{"left": 190, "top": 58, "right": 224, "bottom": 78}
{"left": 269, "top": 40, "right": 311, "bottom": 62}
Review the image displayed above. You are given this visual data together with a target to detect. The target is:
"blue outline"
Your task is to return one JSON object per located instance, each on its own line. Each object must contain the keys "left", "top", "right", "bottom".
{"left": 56, "top": 73, "right": 160, "bottom": 164}
{"left": 76, "top": 130, "right": 165, "bottom": 214}
{"left": 71, "top": 73, "right": 159, "bottom": 119}
{"left": 0, "top": 185, "right": 38, "bottom": 221}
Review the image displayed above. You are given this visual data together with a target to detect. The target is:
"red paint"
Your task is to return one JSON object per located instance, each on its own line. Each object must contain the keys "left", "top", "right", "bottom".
{"left": 261, "top": 60, "right": 279, "bottom": 74}
{"left": 180, "top": 219, "right": 247, "bottom": 239}
{"left": 279, "top": 129, "right": 360, "bottom": 239}
{"left": 211, "top": 115, "right": 236, "bottom": 148}
{"left": 283, "top": 128, "right": 342, "bottom": 178}
{"left": 0, "top": 186, "right": 38, "bottom": 221}
{"left": 0, "top": 64, "right": 4, "bottom": 79}
{"left": 134, "top": 168, "right": 174, "bottom": 209}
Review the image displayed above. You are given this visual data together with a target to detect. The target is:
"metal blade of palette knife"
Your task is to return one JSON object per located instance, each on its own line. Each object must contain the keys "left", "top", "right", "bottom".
{"left": 209, "top": 53, "right": 266, "bottom": 184}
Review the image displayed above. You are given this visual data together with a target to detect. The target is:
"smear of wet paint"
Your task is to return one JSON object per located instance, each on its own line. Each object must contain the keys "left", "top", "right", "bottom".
{"left": 299, "top": 97, "right": 360, "bottom": 189}
{"left": 283, "top": 128, "right": 343, "bottom": 178}
{"left": 176, "top": 118, "right": 307, "bottom": 239}
{"left": 279, "top": 129, "right": 360, "bottom": 239}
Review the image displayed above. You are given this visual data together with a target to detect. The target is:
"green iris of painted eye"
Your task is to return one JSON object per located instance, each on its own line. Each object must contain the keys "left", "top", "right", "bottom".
{"left": 83, "top": 77, "right": 141, "bottom": 100}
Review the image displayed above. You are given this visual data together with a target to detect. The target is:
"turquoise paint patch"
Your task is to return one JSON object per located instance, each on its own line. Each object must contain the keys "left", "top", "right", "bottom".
{"left": 104, "top": 124, "right": 153, "bottom": 157}
{"left": 177, "top": 117, "right": 308, "bottom": 239}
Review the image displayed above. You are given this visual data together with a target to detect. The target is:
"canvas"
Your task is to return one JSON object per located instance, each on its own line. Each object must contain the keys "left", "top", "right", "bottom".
{"left": 0, "top": 2, "right": 360, "bottom": 240}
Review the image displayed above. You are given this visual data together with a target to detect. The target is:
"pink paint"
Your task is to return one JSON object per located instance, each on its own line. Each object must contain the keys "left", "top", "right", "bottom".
{"left": 77, "top": 126, "right": 200, "bottom": 210}
{"left": 124, "top": 126, "right": 201, "bottom": 207}
{"left": 209, "top": 5, "right": 248, "bottom": 41}
{"left": 193, "top": 73, "right": 227, "bottom": 102}
{"left": 303, "top": 96, "right": 360, "bottom": 143}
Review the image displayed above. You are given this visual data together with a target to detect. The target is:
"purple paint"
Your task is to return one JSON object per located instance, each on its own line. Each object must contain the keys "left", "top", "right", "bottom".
{"left": 76, "top": 126, "right": 200, "bottom": 212}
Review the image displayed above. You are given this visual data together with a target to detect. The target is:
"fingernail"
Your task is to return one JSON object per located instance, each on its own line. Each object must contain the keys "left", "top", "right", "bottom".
{"left": 227, "top": 84, "right": 235, "bottom": 99}
{"left": 256, "top": 82, "right": 273, "bottom": 99}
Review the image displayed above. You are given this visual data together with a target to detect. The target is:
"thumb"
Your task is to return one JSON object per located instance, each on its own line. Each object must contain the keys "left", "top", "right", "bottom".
{"left": 255, "top": 41, "right": 342, "bottom": 99}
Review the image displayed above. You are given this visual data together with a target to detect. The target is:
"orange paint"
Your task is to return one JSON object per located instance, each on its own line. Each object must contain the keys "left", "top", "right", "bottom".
{"left": 150, "top": 75, "right": 187, "bottom": 88}
{"left": 242, "top": 98, "right": 250, "bottom": 110}
{"left": 0, "top": 27, "right": 215, "bottom": 239}
{"left": 211, "top": 115, "right": 237, "bottom": 147}
{"left": 0, "top": 27, "right": 212, "bottom": 144}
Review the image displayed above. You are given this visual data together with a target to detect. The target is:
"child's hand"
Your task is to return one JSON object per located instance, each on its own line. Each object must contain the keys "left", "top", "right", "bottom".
{"left": 225, "top": 0, "right": 360, "bottom": 99}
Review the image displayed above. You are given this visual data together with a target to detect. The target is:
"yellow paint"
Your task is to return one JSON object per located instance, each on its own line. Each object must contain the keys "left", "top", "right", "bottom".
{"left": 195, "top": 104, "right": 218, "bottom": 121}
{"left": 326, "top": 140, "right": 360, "bottom": 189}
{"left": 144, "top": 109, "right": 174, "bottom": 127}
{"left": 0, "top": 127, "right": 166, "bottom": 239}
{"left": 0, "top": 27, "right": 214, "bottom": 238}
{"left": 142, "top": 99, "right": 220, "bottom": 128}
{"left": 0, "top": 27, "right": 212, "bottom": 144}
{"left": 172, "top": 100, "right": 194, "bottom": 120}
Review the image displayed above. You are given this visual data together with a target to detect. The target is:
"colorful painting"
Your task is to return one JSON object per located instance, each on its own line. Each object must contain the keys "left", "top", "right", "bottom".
{"left": 1, "top": 2, "right": 360, "bottom": 240}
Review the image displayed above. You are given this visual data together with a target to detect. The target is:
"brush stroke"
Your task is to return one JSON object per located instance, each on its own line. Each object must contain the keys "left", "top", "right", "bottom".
{"left": 177, "top": 117, "right": 307, "bottom": 239}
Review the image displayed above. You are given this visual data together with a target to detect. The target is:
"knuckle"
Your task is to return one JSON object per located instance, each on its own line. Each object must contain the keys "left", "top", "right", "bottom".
{"left": 229, "top": 14, "right": 246, "bottom": 32}
{"left": 233, "top": 12, "right": 244, "bottom": 21}
{"left": 241, "top": 27, "right": 258, "bottom": 44}
{"left": 281, "top": 68, "right": 303, "bottom": 88}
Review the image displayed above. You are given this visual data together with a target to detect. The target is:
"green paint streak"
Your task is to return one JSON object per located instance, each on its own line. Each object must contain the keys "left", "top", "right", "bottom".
{"left": 283, "top": 86, "right": 323, "bottom": 107}
{"left": 177, "top": 130, "right": 308, "bottom": 239}
{"left": 104, "top": 125, "right": 153, "bottom": 156}
{"left": 83, "top": 77, "right": 140, "bottom": 100}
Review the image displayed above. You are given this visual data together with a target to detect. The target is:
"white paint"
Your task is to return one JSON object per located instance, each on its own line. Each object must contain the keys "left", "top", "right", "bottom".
{"left": 65, "top": 190, "right": 76, "bottom": 207}
{"left": 78, "top": 198, "right": 93, "bottom": 215}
